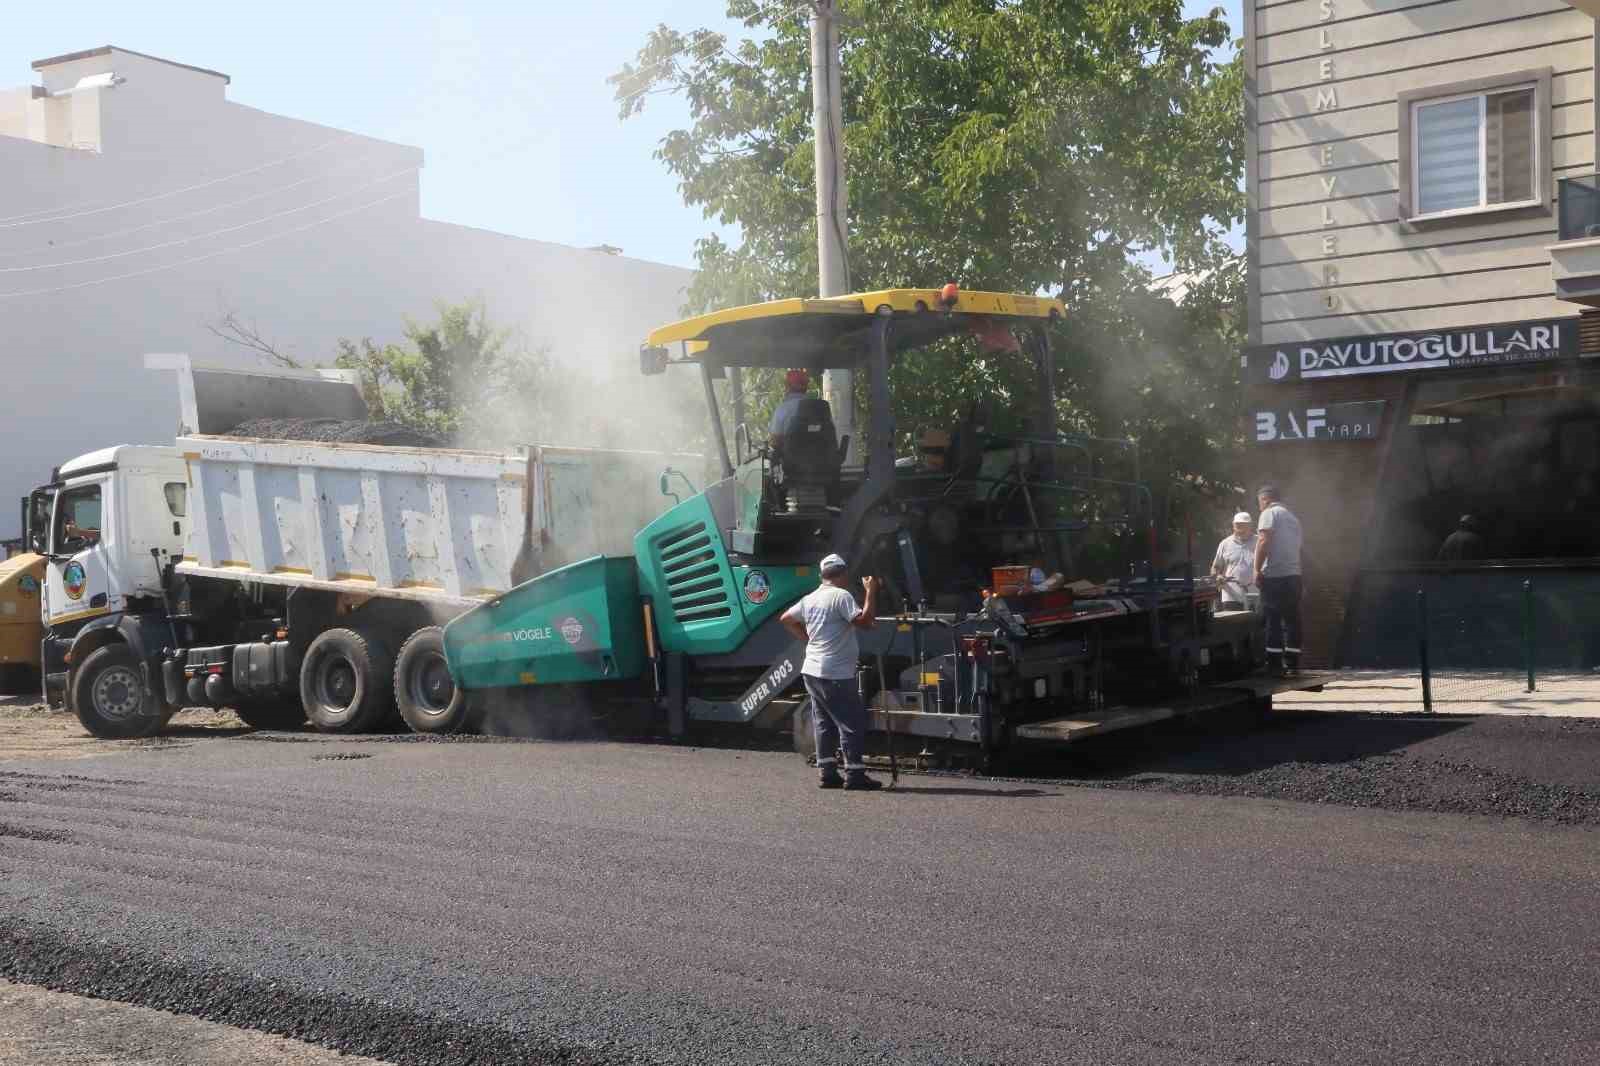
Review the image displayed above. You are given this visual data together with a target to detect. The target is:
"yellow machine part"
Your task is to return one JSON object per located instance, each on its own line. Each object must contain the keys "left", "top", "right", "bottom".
{"left": 0, "top": 553, "right": 45, "bottom": 667}
{"left": 645, "top": 287, "right": 1065, "bottom": 349}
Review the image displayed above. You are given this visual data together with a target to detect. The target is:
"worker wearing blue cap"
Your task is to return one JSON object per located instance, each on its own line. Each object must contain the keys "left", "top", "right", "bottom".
{"left": 780, "top": 553, "right": 883, "bottom": 790}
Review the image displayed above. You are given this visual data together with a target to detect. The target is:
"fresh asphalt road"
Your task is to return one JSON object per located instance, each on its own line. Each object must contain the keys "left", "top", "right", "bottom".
{"left": 2, "top": 713, "right": 1598, "bottom": 1065}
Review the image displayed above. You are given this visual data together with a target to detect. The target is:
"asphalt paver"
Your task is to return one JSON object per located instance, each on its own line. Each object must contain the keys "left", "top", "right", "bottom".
{"left": 0, "top": 713, "right": 1597, "bottom": 1065}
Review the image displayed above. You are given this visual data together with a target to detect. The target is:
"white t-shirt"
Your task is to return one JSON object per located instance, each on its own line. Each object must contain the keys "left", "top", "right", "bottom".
{"left": 1258, "top": 503, "right": 1303, "bottom": 577}
{"left": 1213, "top": 533, "right": 1257, "bottom": 604}
{"left": 795, "top": 584, "right": 861, "bottom": 679}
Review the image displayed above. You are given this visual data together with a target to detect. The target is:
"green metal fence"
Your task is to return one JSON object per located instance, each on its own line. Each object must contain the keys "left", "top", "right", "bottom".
{"left": 1417, "top": 580, "right": 1536, "bottom": 713}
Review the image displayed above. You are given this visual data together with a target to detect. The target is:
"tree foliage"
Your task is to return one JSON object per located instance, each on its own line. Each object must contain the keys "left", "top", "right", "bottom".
{"left": 614, "top": 0, "right": 1248, "bottom": 523}
{"left": 333, "top": 300, "right": 556, "bottom": 440}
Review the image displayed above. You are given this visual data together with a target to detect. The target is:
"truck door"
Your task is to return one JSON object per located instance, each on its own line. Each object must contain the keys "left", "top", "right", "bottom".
{"left": 45, "top": 479, "right": 114, "bottom": 625}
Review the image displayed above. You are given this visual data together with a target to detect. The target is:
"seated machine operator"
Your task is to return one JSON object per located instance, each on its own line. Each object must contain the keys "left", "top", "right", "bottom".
{"left": 769, "top": 369, "right": 820, "bottom": 452}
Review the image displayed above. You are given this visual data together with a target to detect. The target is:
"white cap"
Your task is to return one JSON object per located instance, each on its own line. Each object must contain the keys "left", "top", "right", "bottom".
{"left": 1233, "top": 512, "right": 1253, "bottom": 524}
{"left": 819, "top": 553, "right": 847, "bottom": 573}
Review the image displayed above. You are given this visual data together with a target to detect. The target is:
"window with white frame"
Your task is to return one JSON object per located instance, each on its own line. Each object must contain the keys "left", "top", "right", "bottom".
{"left": 1411, "top": 85, "right": 1537, "bottom": 217}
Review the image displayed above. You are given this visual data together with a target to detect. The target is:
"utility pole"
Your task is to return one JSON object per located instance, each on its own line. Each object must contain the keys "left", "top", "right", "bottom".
{"left": 810, "top": 0, "right": 854, "bottom": 461}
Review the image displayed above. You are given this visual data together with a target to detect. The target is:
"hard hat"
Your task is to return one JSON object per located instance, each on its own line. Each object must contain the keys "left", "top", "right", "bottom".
{"left": 785, "top": 368, "right": 810, "bottom": 391}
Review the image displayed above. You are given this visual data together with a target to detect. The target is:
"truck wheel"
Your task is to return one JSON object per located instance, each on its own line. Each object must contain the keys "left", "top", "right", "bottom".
{"left": 232, "top": 698, "right": 307, "bottom": 731}
{"left": 299, "top": 628, "right": 392, "bottom": 734}
{"left": 72, "top": 645, "right": 165, "bottom": 740}
{"left": 394, "top": 627, "right": 467, "bottom": 734}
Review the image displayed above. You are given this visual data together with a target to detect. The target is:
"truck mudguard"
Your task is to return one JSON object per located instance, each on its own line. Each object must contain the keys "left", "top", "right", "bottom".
{"left": 70, "top": 612, "right": 175, "bottom": 687}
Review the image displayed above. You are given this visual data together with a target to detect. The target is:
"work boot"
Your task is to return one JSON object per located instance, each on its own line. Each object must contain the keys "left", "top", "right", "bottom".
{"left": 844, "top": 770, "right": 883, "bottom": 791}
{"left": 1285, "top": 653, "right": 1301, "bottom": 677}
{"left": 818, "top": 766, "right": 844, "bottom": 789}
{"left": 1263, "top": 653, "right": 1284, "bottom": 678}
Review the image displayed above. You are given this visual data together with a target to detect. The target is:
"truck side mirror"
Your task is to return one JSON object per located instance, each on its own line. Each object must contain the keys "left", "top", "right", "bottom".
{"left": 639, "top": 346, "right": 669, "bottom": 376}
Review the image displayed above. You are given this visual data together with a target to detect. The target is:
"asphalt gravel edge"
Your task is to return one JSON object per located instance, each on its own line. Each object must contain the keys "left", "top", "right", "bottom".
{"left": 0, "top": 921, "right": 619, "bottom": 1066}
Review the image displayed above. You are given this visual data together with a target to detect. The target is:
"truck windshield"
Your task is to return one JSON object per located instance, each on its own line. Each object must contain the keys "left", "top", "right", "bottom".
{"left": 53, "top": 485, "right": 103, "bottom": 554}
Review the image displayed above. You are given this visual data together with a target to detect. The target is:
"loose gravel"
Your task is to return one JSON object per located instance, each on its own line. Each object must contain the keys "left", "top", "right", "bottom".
{"left": 226, "top": 418, "right": 445, "bottom": 448}
{"left": 0, "top": 924, "right": 606, "bottom": 1066}
{"left": 0, "top": 977, "right": 396, "bottom": 1066}
{"left": 979, "top": 710, "right": 1600, "bottom": 827}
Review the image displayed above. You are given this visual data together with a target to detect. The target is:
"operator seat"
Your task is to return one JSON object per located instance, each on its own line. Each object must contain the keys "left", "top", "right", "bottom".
{"left": 775, "top": 396, "right": 841, "bottom": 514}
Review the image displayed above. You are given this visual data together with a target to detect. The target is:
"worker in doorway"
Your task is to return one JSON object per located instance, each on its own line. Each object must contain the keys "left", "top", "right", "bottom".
{"left": 1211, "top": 512, "right": 1258, "bottom": 612}
{"left": 779, "top": 553, "right": 883, "bottom": 791}
{"left": 1438, "top": 515, "right": 1486, "bottom": 561}
{"left": 1252, "top": 484, "right": 1304, "bottom": 676}
{"left": 768, "top": 369, "right": 815, "bottom": 450}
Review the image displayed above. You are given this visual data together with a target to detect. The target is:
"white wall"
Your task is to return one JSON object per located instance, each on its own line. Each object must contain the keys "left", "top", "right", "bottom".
{"left": 0, "top": 48, "right": 692, "bottom": 538}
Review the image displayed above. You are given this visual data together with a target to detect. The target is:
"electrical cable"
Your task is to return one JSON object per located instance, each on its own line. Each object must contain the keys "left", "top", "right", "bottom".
{"left": 0, "top": 166, "right": 419, "bottom": 273}
{"left": 0, "top": 149, "right": 389, "bottom": 260}
{"left": 0, "top": 185, "right": 414, "bottom": 299}
{"left": 0, "top": 133, "right": 361, "bottom": 227}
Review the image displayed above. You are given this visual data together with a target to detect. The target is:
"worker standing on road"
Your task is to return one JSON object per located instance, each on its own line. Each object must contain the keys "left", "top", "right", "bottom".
{"left": 780, "top": 554, "right": 883, "bottom": 791}
{"left": 1212, "top": 512, "right": 1258, "bottom": 613}
{"left": 1253, "top": 484, "right": 1304, "bottom": 676}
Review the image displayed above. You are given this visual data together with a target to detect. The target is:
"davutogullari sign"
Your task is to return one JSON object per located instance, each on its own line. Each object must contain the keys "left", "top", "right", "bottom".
{"left": 1253, "top": 401, "right": 1386, "bottom": 443}
{"left": 1245, "top": 319, "right": 1576, "bottom": 385}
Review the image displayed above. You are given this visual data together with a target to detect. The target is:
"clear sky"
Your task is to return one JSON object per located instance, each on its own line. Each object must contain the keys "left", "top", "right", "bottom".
{"left": 4, "top": 0, "right": 1241, "bottom": 272}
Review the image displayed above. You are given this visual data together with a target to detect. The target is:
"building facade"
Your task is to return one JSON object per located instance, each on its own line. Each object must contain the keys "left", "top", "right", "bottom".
{"left": 0, "top": 47, "right": 694, "bottom": 540}
{"left": 1243, "top": 1, "right": 1600, "bottom": 666}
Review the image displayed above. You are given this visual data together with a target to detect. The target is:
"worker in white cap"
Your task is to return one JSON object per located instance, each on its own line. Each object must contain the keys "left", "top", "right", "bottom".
{"left": 779, "top": 552, "right": 882, "bottom": 790}
{"left": 1211, "top": 511, "right": 1258, "bottom": 613}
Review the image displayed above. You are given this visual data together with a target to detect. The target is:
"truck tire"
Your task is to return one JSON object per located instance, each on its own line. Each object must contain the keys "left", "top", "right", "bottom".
{"left": 231, "top": 698, "right": 307, "bottom": 731}
{"left": 394, "top": 627, "right": 467, "bottom": 734}
{"left": 72, "top": 645, "right": 166, "bottom": 740}
{"left": 299, "top": 627, "right": 393, "bottom": 734}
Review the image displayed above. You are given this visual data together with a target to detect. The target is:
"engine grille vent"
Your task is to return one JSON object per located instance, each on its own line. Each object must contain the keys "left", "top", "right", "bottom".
{"left": 658, "top": 521, "right": 732, "bottom": 623}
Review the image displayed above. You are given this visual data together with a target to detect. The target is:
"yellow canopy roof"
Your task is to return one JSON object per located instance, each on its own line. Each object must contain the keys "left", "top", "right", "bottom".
{"left": 644, "top": 288, "right": 1064, "bottom": 370}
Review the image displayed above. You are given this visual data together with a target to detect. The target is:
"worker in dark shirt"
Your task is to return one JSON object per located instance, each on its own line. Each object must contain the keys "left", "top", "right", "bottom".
{"left": 1437, "top": 515, "right": 1486, "bottom": 562}
{"left": 768, "top": 369, "right": 815, "bottom": 450}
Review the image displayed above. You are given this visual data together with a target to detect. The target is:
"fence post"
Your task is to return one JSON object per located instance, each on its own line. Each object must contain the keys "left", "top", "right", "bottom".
{"left": 1417, "top": 588, "right": 1433, "bottom": 715}
{"left": 1523, "top": 578, "right": 1536, "bottom": 693}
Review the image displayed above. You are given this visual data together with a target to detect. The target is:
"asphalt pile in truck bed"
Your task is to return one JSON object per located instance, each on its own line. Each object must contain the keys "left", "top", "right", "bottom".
{"left": 226, "top": 417, "right": 446, "bottom": 448}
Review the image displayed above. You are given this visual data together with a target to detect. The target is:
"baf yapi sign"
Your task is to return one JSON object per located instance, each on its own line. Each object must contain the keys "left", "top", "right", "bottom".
{"left": 1245, "top": 319, "right": 1577, "bottom": 385}
{"left": 1253, "top": 401, "right": 1386, "bottom": 443}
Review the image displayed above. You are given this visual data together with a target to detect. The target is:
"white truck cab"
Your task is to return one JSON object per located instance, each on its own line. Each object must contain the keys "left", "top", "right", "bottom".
{"left": 42, "top": 445, "right": 188, "bottom": 629}
{"left": 37, "top": 445, "right": 188, "bottom": 729}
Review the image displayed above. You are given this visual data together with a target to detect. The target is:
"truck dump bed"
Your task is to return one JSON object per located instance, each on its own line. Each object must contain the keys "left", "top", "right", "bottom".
{"left": 152, "top": 356, "right": 699, "bottom": 609}
{"left": 178, "top": 433, "right": 527, "bottom": 607}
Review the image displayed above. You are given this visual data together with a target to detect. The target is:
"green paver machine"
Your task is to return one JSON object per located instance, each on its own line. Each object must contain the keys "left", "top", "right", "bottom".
{"left": 442, "top": 287, "right": 1277, "bottom": 762}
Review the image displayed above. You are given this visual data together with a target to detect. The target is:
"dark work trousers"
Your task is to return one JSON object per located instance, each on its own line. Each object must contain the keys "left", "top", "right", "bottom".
{"left": 1260, "top": 575, "right": 1303, "bottom": 658}
{"left": 803, "top": 674, "right": 868, "bottom": 771}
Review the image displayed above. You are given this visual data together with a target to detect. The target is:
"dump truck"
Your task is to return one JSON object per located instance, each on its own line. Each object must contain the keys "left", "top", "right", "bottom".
{"left": 439, "top": 288, "right": 1319, "bottom": 765}
{"left": 31, "top": 355, "right": 693, "bottom": 738}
